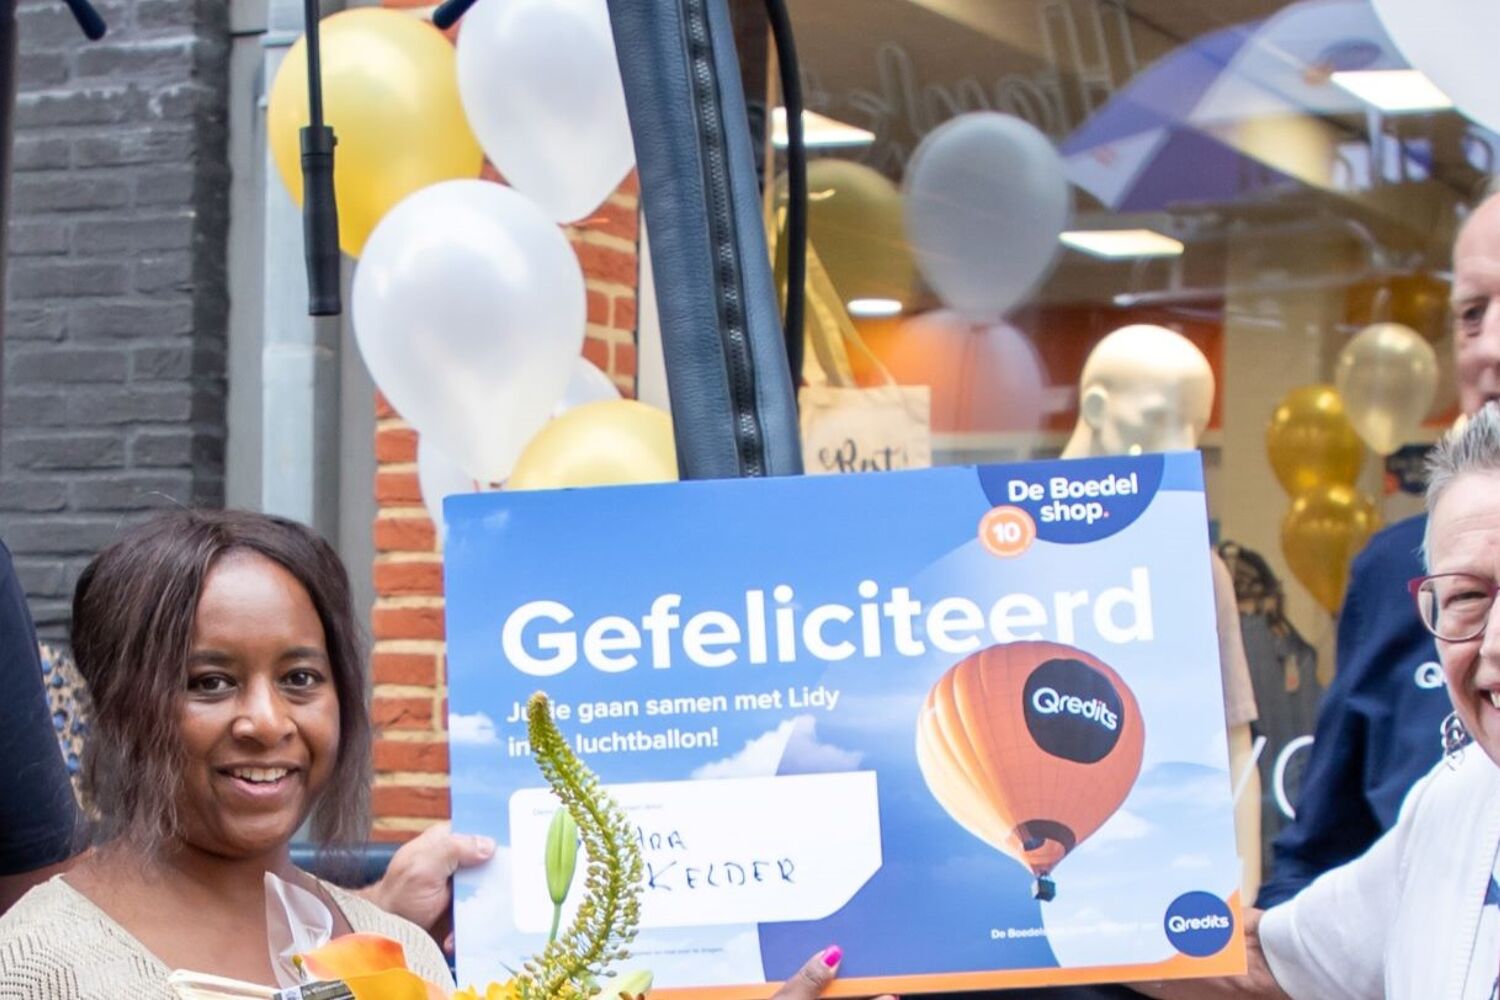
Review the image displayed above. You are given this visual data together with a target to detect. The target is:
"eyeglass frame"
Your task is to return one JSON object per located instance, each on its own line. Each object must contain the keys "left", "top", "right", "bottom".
{"left": 1408, "top": 573, "right": 1500, "bottom": 641}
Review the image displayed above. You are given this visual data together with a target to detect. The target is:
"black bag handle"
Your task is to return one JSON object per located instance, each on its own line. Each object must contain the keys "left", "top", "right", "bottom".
{"left": 606, "top": 0, "right": 803, "bottom": 479}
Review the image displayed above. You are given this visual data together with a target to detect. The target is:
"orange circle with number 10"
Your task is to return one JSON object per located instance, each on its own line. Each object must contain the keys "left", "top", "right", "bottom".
{"left": 980, "top": 506, "right": 1037, "bottom": 558}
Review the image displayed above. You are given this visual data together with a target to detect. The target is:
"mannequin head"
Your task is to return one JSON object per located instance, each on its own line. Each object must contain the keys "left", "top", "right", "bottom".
{"left": 1061, "top": 324, "right": 1215, "bottom": 458}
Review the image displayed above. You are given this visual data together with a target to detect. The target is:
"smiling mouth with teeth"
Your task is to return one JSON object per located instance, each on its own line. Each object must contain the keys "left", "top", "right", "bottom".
{"left": 228, "top": 766, "right": 292, "bottom": 784}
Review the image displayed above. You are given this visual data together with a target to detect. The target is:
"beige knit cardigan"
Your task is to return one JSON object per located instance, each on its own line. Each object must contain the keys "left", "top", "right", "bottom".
{"left": 0, "top": 876, "right": 454, "bottom": 999}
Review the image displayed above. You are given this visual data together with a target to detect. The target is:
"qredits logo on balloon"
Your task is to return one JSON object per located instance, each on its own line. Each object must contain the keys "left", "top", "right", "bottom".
{"left": 1023, "top": 657, "right": 1126, "bottom": 763}
{"left": 916, "top": 640, "right": 1144, "bottom": 902}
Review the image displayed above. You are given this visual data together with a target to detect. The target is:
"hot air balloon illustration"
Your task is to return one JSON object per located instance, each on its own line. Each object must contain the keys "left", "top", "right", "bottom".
{"left": 916, "top": 640, "right": 1144, "bottom": 901}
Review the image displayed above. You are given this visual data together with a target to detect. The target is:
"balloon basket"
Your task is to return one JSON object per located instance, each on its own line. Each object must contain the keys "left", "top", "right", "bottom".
{"left": 1032, "top": 876, "right": 1056, "bottom": 902}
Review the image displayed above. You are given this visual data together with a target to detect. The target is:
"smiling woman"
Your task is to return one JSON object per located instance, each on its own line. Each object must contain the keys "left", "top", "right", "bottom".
{"left": 0, "top": 511, "right": 452, "bottom": 998}
{"left": 1135, "top": 403, "right": 1500, "bottom": 1000}
{"left": 72, "top": 514, "right": 370, "bottom": 860}
{"left": 175, "top": 550, "right": 343, "bottom": 866}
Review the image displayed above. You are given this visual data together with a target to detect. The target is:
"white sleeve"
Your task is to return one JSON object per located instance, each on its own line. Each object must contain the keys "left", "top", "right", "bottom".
{"left": 1257, "top": 769, "right": 1432, "bottom": 1000}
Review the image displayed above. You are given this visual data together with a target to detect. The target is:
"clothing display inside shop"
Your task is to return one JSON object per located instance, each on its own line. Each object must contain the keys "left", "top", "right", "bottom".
{"left": 1219, "top": 539, "right": 1321, "bottom": 880}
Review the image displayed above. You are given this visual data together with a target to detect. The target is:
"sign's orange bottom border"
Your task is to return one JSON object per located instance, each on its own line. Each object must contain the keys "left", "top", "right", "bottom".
{"left": 653, "top": 892, "right": 1250, "bottom": 998}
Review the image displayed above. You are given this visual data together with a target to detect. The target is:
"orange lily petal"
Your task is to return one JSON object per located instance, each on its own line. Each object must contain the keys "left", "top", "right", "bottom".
{"left": 342, "top": 968, "right": 445, "bottom": 1000}
{"left": 298, "top": 933, "right": 410, "bottom": 979}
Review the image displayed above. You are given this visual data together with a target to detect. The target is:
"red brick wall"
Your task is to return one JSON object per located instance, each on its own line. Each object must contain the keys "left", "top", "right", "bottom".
{"left": 368, "top": 2, "right": 642, "bottom": 842}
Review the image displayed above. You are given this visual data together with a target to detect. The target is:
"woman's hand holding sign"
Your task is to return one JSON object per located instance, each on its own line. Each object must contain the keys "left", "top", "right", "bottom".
{"left": 770, "top": 946, "right": 897, "bottom": 1000}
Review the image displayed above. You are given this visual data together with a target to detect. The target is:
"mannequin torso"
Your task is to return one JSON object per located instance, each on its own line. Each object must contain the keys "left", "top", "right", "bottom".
{"left": 1061, "top": 324, "right": 1262, "bottom": 901}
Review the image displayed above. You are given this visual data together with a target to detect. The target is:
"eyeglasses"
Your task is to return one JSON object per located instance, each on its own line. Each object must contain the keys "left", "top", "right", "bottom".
{"left": 1409, "top": 573, "right": 1500, "bottom": 641}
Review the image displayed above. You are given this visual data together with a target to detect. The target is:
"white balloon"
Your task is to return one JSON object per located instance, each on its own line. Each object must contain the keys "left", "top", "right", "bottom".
{"left": 554, "top": 357, "right": 621, "bottom": 416}
{"left": 456, "top": 0, "right": 635, "bottom": 223}
{"left": 903, "top": 112, "right": 1071, "bottom": 320}
{"left": 353, "top": 180, "right": 585, "bottom": 483}
{"left": 1373, "top": 0, "right": 1500, "bottom": 136}
{"left": 1334, "top": 322, "right": 1440, "bottom": 456}
{"left": 417, "top": 436, "right": 480, "bottom": 545}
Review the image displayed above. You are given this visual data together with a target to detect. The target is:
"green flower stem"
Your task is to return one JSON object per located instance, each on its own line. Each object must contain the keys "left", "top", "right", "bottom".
{"left": 516, "top": 692, "right": 644, "bottom": 1000}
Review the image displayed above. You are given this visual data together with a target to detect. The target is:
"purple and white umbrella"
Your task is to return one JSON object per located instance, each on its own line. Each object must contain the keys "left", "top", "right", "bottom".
{"left": 1062, "top": 0, "right": 1408, "bottom": 211}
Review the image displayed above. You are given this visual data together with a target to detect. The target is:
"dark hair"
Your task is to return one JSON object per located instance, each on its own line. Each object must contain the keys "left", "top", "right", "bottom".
{"left": 71, "top": 509, "right": 371, "bottom": 856}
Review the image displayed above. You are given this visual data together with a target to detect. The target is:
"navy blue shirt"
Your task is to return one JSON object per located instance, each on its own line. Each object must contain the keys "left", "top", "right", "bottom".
{"left": 0, "top": 539, "right": 81, "bottom": 875}
{"left": 1256, "top": 514, "right": 1453, "bottom": 907}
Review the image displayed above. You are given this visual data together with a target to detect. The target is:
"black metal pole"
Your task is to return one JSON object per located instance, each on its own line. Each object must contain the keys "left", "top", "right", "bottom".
{"left": 765, "top": 0, "right": 804, "bottom": 386}
{"left": 60, "top": 0, "right": 105, "bottom": 39}
{"left": 300, "top": 0, "right": 341, "bottom": 316}
{"left": 431, "top": 0, "right": 480, "bottom": 30}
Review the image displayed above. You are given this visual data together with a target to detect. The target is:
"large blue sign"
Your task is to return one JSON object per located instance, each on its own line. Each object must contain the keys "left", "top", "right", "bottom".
{"left": 446, "top": 454, "right": 1246, "bottom": 996}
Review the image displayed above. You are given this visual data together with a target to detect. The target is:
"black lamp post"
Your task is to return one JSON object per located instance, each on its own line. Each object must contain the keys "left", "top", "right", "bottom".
{"left": 299, "top": 0, "right": 340, "bottom": 316}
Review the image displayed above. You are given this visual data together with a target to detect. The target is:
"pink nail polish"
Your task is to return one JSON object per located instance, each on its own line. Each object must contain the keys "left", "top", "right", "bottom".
{"left": 822, "top": 945, "right": 843, "bottom": 968}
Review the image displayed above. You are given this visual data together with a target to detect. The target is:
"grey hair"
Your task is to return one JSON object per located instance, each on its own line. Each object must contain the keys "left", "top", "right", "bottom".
{"left": 1423, "top": 403, "right": 1500, "bottom": 565}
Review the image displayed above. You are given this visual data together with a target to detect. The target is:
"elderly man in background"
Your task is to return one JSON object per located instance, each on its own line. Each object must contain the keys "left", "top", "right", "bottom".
{"left": 1257, "top": 188, "right": 1500, "bottom": 907}
{"left": 1139, "top": 400, "right": 1500, "bottom": 999}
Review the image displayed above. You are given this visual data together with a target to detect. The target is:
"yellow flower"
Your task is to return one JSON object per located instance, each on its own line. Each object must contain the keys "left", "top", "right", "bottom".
{"left": 605, "top": 969, "right": 653, "bottom": 1000}
{"left": 452, "top": 981, "right": 519, "bottom": 1000}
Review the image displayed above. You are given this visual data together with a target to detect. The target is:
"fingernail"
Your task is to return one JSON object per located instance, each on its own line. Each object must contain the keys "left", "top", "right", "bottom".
{"left": 822, "top": 945, "right": 843, "bottom": 968}
{"left": 477, "top": 836, "right": 496, "bottom": 858}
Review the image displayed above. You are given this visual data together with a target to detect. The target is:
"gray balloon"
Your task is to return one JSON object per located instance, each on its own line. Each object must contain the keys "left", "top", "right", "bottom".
{"left": 903, "top": 112, "right": 1071, "bottom": 320}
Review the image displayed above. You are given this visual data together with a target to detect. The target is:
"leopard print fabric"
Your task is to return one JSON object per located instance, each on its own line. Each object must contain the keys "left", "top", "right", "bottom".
{"left": 38, "top": 642, "right": 90, "bottom": 810}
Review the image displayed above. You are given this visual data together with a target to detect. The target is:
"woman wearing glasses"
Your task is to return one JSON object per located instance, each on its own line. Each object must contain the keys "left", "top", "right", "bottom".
{"left": 1138, "top": 403, "right": 1500, "bottom": 1000}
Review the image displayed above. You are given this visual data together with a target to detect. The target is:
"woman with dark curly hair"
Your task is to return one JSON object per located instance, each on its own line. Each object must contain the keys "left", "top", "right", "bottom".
{"left": 0, "top": 510, "right": 452, "bottom": 996}
{"left": 0, "top": 508, "right": 909, "bottom": 1000}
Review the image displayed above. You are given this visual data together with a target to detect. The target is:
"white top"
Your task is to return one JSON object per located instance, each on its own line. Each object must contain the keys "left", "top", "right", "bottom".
{"left": 1460, "top": 855, "right": 1500, "bottom": 1000}
{"left": 1259, "top": 745, "right": 1500, "bottom": 999}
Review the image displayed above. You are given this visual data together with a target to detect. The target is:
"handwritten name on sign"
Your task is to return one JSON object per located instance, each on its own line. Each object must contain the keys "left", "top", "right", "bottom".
{"left": 508, "top": 773, "right": 881, "bottom": 929}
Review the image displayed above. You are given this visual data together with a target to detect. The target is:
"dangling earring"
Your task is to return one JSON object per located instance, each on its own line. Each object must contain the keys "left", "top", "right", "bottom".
{"left": 1441, "top": 711, "right": 1471, "bottom": 769}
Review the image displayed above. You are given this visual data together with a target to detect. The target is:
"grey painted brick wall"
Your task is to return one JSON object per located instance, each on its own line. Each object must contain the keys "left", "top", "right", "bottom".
{"left": 1, "top": 0, "right": 230, "bottom": 636}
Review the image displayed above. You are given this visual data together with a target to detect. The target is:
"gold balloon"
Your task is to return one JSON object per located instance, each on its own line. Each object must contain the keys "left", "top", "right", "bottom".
{"left": 507, "top": 400, "right": 677, "bottom": 491}
{"left": 1335, "top": 322, "right": 1440, "bottom": 456}
{"left": 267, "top": 8, "right": 483, "bottom": 256}
{"left": 792, "top": 159, "right": 916, "bottom": 308}
{"left": 1345, "top": 273, "right": 1451, "bottom": 343}
{"left": 1265, "top": 385, "right": 1364, "bottom": 497}
{"left": 1281, "top": 485, "right": 1381, "bottom": 614}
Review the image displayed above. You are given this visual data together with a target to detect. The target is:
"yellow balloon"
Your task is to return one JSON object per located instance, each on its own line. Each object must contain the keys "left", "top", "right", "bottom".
{"left": 1345, "top": 273, "right": 1451, "bottom": 343}
{"left": 1281, "top": 484, "right": 1380, "bottom": 614}
{"left": 787, "top": 159, "right": 916, "bottom": 308}
{"left": 507, "top": 400, "right": 677, "bottom": 491}
{"left": 267, "top": 9, "right": 483, "bottom": 256}
{"left": 1265, "top": 385, "right": 1364, "bottom": 497}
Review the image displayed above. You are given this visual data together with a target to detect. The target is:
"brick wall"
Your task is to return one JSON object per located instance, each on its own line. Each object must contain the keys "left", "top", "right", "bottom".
{"left": 0, "top": 0, "right": 230, "bottom": 635}
{"left": 368, "top": 170, "right": 642, "bottom": 842}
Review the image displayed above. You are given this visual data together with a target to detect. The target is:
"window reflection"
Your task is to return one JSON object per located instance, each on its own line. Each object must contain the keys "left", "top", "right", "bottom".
{"left": 771, "top": 0, "right": 1488, "bottom": 645}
